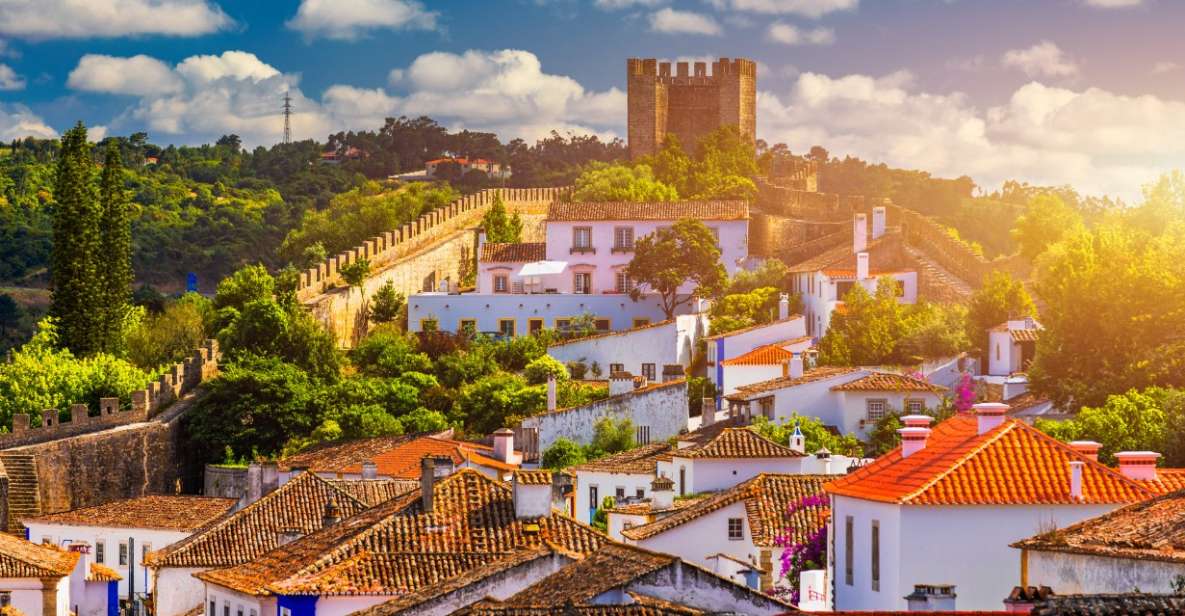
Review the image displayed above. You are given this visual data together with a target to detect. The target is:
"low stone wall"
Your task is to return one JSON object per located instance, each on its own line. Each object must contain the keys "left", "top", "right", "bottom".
{"left": 888, "top": 202, "right": 1030, "bottom": 289}
{"left": 754, "top": 176, "right": 852, "bottom": 222}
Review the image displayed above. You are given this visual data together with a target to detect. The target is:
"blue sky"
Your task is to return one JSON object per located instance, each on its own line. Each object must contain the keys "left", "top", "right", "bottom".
{"left": 0, "top": 0, "right": 1183, "bottom": 197}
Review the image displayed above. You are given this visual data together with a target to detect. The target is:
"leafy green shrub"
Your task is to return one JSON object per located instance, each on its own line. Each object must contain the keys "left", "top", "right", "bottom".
{"left": 524, "top": 355, "right": 569, "bottom": 385}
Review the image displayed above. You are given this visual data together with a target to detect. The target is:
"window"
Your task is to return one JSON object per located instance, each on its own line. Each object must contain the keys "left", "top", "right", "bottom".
{"left": 844, "top": 516, "right": 854, "bottom": 586}
{"left": 641, "top": 363, "right": 656, "bottom": 381}
{"left": 119, "top": 542, "right": 129, "bottom": 566}
{"left": 420, "top": 318, "right": 438, "bottom": 333}
{"left": 528, "top": 318, "right": 544, "bottom": 335}
{"left": 636, "top": 425, "right": 651, "bottom": 445}
{"left": 613, "top": 226, "right": 634, "bottom": 250}
{"left": 237, "top": 607, "right": 244, "bottom": 616}
{"left": 836, "top": 280, "right": 855, "bottom": 300}
{"left": 589, "top": 486, "right": 599, "bottom": 508}
{"left": 871, "top": 520, "right": 881, "bottom": 592}
{"left": 459, "top": 319, "right": 477, "bottom": 335}
{"left": 759, "top": 397, "right": 774, "bottom": 419}
{"left": 727, "top": 518, "right": 744, "bottom": 540}
{"left": 616, "top": 487, "right": 626, "bottom": 499}
{"left": 866, "top": 399, "right": 887, "bottom": 421}
{"left": 555, "top": 318, "right": 571, "bottom": 331}
{"left": 498, "top": 319, "right": 516, "bottom": 337}
{"left": 609, "top": 363, "right": 624, "bottom": 374}
{"left": 142, "top": 543, "right": 152, "bottom": 561}
{"left": 574, "top": 272, "right": 592, "bottom": 294}
{"left": 595, "top": 318, "right": 611, "bottom": 331}
{"left": 223, "top": 604, "right": 230, "bottom": 616}
{"left": 632, "top": 318, "right": 650, "bottom": 328}
{"left": 95, "top": 541, "right": 105, "bottom": 564}
{"left": 679, "top": 467, "right": 686, "bottom": 496}
{"left": 493, "top": 274, "right": 509, "bottom": 293}
{"left": 906, "top": 399, "right": 924, "bottom": 414}
{"left": 1, "top": 594, "right": 12, "bottom": 608}
{"left": 996, "top": 343, "right": 1001, "bottom": 361}
{"left": 615, "top": 271, "right": 632, "bottom": 293}
{"left": 636, "top": 488, "right": 645, "bottom": 499}
{"left": 208, "top": 602, "right": 215, "bottom": 616}
{"left": 280, "top": 608, "right": 292, "bottom": 616}
{"left": 572, "top": 226, "right": 593, "bottom": 251}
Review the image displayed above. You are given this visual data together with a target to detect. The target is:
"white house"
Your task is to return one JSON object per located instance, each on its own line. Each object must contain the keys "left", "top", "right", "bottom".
{"left": 622, "top": 473, "right": 829, "bottom": 592}
{"left": 789, "top": 208, "right": 918, "bottom": 338}
{"left": 717, "top": 337, "right": 813, "bottom": 397}
{"left": 724, "top": 367, "right": 946, "bottom": 438}
{"left": 546, "top": 313, "right": 709, "bottom": 380}
{"left": 655, "top": 427, "right": 807, "bottom": 495}
{"left": 23, "top": 495, "right": 236, "bottom": 604}
{"left": 570, "top": 442, "right": 673, "bottom": 525}
{"left": 987, "top": 318, "right": 1042, "bottom": 378}
{"left": 409, "top": 200, "right": 748, "bottom": 336}
{"left": 704, "top": 304, "right": 808, "bottom": 399}
{"left": 0, "top": 532, "right": 117, "bottom": 616}
{"left": 823, "top": 404, "right": 1157, "bottom": 611}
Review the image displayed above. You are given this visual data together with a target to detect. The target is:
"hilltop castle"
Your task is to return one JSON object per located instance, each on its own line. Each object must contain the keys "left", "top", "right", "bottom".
{"left": 626, "top": 57, "right": 757, "bottom": 160}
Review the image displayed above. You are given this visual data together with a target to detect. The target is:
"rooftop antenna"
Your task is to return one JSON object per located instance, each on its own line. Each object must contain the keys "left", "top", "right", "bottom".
{"left": 282, "top": 91, "right": 293, "bottom": 145}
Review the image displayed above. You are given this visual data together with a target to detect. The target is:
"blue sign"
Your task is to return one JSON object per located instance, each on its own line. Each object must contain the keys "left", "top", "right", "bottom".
{"left": 186, "top": 272, "right": 198, "bottom": 293}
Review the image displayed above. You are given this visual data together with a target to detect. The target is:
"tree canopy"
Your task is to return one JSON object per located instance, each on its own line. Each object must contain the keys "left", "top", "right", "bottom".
{"left": 625, "top": 219, "right": 727, "bottom": 319}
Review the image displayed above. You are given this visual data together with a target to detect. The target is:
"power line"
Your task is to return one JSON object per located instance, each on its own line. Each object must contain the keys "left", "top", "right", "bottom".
{"left": 282, "top": 91, "right": 293, "bottom": 145}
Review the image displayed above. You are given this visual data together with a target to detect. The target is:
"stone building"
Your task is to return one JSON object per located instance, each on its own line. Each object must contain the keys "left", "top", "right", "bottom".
{"left": 627, "top": 57, "right": 756, "bottom": 160}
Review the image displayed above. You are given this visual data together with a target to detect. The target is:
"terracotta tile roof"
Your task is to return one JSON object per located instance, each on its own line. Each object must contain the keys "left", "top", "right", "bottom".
{"left": 672, "top": 428, "right": 804, "bottom": 459}
{"left": 825, "top": 414, "right": 1155, "bottom": 505}
{"left": 571, "top": 443, "right": 672, "bottom": 474}
{"left": 703, "top": 315, "right": 803, "bottom": 341}
{"left": 829, "top": 372, "right": 946, "bottom": 394}
{"left": 676, "top": 416, "right": 746, "bottom": 447}
{"left": 513, "top": 470, "right": 553, "bottom": 485}
{"left": 1011, "top": 329, "right": 1040, "bottom": 342}
{"left": 87, "top": 562, "right": 122, "bottom": 582}
{"left": 606, "top": 496, "right": 708, "bottom": 516}
{"left": 279, "top": 433, "right": 423, "bottom": 472}
{"left": 196, "top": 469, "right": 606, "bottom": 596}
{"left": 548, "top": 201, "right": 748, "bottom": 222}
{"left": 622, "top": 474, "right": 829, "bottom": 547}
{"left": 1147, "top": 469, "right": 1185, "bottom": 495}
{"left": 786, "top": 241, "right": 863, "bottom": 273}
{"left": 828, "top": 612, "right": 1012, "bottom": 615}
{"left": 285, "top": 435, "right": 518, "bottom": 479}
{"left": 146, "top": 472, "right": 376, "bottom": 569}
{"left": 456, "top": 597, "right": 705, "bottom": 616}
{"left": 1031, "top": 594, "right": 1185, "bottom": 616}
{"left": 326, "top": 479, "right": 419, "bottom": 507}
{"left": 725, "top": 366, "right": 861, "bottom": 400}
{"left": 499, "top": 543, "right": 674, "bottom": 607}
{"left": 0, "top": 533, "right": 79, "bottom": 578}
{"left": 480, "top": 242, "right": 547, "bottom": 263}
{"left": 720, "top": 344, "right": 793, "bottom": 366}
{"left": 1012, "top": 487, "right": 1185, "bottom": 563}
{"left": 24, "top": 495, "right": 236, "bottom": 531}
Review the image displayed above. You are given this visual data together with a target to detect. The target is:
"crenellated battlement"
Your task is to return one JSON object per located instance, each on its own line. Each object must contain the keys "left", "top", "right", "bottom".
{"left": 627, "top": 57, "right": 758, "bottom": 83}
{"left": 2, "top": 339, "right": 220, "bottom": 450}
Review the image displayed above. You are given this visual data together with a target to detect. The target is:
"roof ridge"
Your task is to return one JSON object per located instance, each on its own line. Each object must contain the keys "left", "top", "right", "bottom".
{"left": 1011, "top": 419, "right": 1156, "bottom": 497}
{"left": 898, "top": 417, "right": 1017, "bottom": 504}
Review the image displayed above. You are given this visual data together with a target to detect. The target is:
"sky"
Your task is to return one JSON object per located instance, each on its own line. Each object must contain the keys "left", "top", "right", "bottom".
{"left": 0, "top": 0, "right": 1183, "bottom": 199}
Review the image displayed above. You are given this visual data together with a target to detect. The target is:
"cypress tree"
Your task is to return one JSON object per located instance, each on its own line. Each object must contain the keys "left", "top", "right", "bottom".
{"left": 49, "top": 123, "right": 102, "bottom": 355}
{"left": 98, "top": 140, "right": 133, "bottom": 353}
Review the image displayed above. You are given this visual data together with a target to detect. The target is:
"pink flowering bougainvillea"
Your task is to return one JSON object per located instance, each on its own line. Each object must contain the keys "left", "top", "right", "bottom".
{"left": 770, "top": 493, "right": 829, "bottom": 604}
{"left": 954, "top": 371, "right": 977, "bottom": 412}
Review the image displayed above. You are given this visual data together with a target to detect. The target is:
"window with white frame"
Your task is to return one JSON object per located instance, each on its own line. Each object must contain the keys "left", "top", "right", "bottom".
{"left": 866, "top": 399, "right": 888, "bottom": 421}
{"left": 616, "top": 486, "right": 626, "bottom": 499}
{"left": 573, "top": 227, "right": 592, "bottom": 250}
{"left": 95, "top": 541, "right": 105, "bottom": 564}
{"left": 727, "top": 517, "right": 744, "bottom": 540}
{"left": 615, "top": 271, "right": 632, "bottom": 293}
{"left": 574, "top": 272, "right": 592, "bottom": 294}
{"left": 119, "top": 541, "right": 129, "bottom": 566}
{"left": 906, "top": 399, "right": 924, "bottom": 414}
{"left": 614, "top": 226, "right": 634, "bottom": 250}
{"left": 609, "top": 363, "right": 624, "bottom": 374}
{"left": 641, "top": 363, "right": 656, "bottom": 381}
{"left": 493, "top": 274, "right": 508, "bottom": 293}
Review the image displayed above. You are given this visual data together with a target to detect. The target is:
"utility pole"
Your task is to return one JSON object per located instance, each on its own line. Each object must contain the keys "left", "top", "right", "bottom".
{"left": 282, "top": 91, "right": 293, "bottom": 145}
{"left": 128, "top": 536, "right": 136, "bottom": 616}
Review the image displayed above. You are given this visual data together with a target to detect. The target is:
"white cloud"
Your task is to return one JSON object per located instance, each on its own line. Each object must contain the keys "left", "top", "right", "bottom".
{"left": 1002, "top": 41, "right": 1079, "bottom": 78}
{"left": 759, "top": 70, "right": 1185, "bottom": 199}
{"left": 1082, "top": 0, "right": 1143, "bottom": 7}
{"left": 0, "top": 0, "right": 231, "bottom": 39}
{"left": 175, "top": 51, "right": 281, "bottom": 83}
{"left": 0, "top": 64, "right": 25, "bottom": 90}
{"left": 766, "top": 22, "right": 834, "bottom": 45}
{"left": 286, "top": 0, "right": 437, "bottom": 40}
{"left": 67, "top": 54, "right": 183, "bottom": 96}
{"left": 595, "top": 0, "right": 664, "bottom": 8}
{"left": 0, "top": 104, "right": 55, "bottom": 140}
{"left": 649, "top": 8, "right": 722, "bottom": 35}
{"left": 707, "top": 0, "right": 857, "bottom": 18}
{"left": 1152, "top": 61, "right": 1178, "bottom": 74}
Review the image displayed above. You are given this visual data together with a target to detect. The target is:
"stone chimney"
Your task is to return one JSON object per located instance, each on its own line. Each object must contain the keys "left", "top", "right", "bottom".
{"left": 650, "top": 475, "right": 675, "bottom": 510}
{"left": 513, "top": 472, "right": 553, "bottom": 519}
{"left": 872, "top": 204, "right": 887, "bottom": 240}
{"left": 420, "top": 454, "right": 453, "bottom": 514}
{"left": 361, "top": 460, "right": 378, "bottom": 480}
{"left": 788, "top": 353, "right": 804, "bottom": 379}
{"left": 789, "top": 424, "right": 806, "bottom": 454}
{"left": 778, "top": 293, "right": 790, "bottom": 320}
{"left": 1068, "top": 461, "right": 1084, "bottom": 500}
{"left": 246, "top": 462, "right": 263, "bottom": 505}
{"left": 853, "top": 213, "right": 868, "bottom": 254}
{"left": 1116, "top": 451, "right": 1161, "bottom": 481}
{"left": 493, "top": 428, "right": 515, "bottom": 464}
{"left": 609, "top": 372, "right": 635, "bottom": 396}
{"left": 973, "top": 402, "right": 1009, "bottom": 435}
{"left": 261, "top": 461, "right": 279, "bottom": 497}
{"left": 898, "top": 427, "right": 932, "bottom": 458}
{"left": 856, "top": 252, "right": 870, "bottom": 281}
{"left": 1069, "top": 441, "right": 1102, "bottom": 463}
{"left": 905, "top": 584, "right": 957, "bottom": 612}
{"left": 322, "top": 498, "right": 341, "bottom": 527}
{"left": 1004, "top": 586, "right": 1054, "bottom": 614}
{"left": 546, "top": 375, "right": 557, "bottom": 411}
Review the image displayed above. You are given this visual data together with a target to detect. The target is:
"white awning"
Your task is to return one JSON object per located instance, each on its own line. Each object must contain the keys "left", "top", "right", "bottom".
{"left": 518, "top": 260, "right": 567, "bottom": 277}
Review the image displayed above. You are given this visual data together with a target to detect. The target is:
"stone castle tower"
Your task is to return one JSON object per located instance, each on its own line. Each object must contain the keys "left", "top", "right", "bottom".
{"left": 626, "top": 57, "right": 757, "bottom": 160}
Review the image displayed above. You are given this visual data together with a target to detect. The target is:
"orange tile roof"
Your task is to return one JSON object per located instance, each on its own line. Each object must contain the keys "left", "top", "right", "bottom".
{"left": 1011, "top": 329, "right": 1041, "bottom": 342}
{"left": 1147, "top": 469, "right": 1185, "bottom": 495}
{"left": 548, "top": 201, "right": 748, "bottom": 222}
{"left": 672, "top": 428, "right": 804, "bottom": 459}
{"left": 0, "top": 533, "right": 80, "bottom": 578}
{"left": 279, "top": 433, "right": 424, "bottom": 472}
{"left": 25, "top": 495, "right": 236, "bottom": 531}
{"left": 513, "top": 470, "right": 553, "bottom": 485}
{"left": 326, "top": 478, "right": 418, "bottom": 507}
{"left": 725, "top": 366, "right": 861, "bottom": 400}
{"left": 829, "top": 372, "right": 946, "bottom": 394}
{"left": 480, "top": 242, "right": 547, "bottom": 263}
{"left": 825, "top": 415, "right": 1155, "bottom": 505}
{"left": 286, "top": 435, "right": 518, "bottom": 479}
{"left": 571, "top": 443, "right": 672, "bottom": 474}
{"left": 456, "top": 598, "right": 705, "bottom": 616}
{"left": 720, "top": 345, "right": 793, "bottom": 366}
{"left": 196, "top": 469, "right": 606, "bottom": 596}
{"left": 499, "top": 543, "right": 674, "bottom": 607}
{"left": 622, "top": 474, "right": 828, "bottom": 547}
{"left": 703, "top": 315, "right": 803, "bottom": 341}
{"left": 87, "top": 562, "right": 122, "bottom": 582}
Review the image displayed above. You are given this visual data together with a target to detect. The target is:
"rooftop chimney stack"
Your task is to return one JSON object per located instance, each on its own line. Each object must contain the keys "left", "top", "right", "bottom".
{"left": 701, "top": 398, "right": 716, "bottom": 426}
{"left": 905, "top": 584, "right": 957, "bottom": 612}
{"left": 901, "top": 415, "right": 934, "bottom": 429}
{"left": 1068, "top": 461, "right": 1084, "bottom": 500}
{"left": 361, "top": 460, "right": 377, "bottom": 480}
{"left": 898, "top": 427, "right": 932, "bottom": 458}
{"left": 322, "top": 498, "right": 341, "bottom": 527}
{"left": 778, "top": 293, "right": 790, "bottom": 321}
{"left": 513, "top": 471, "right": 554, "bottom": 519}
{"left": 493, "top": 428, "right": 515, "bottom": 464}
{"left": 788, "top": 353, "right": 804, "bottom": 379}
{"left": 651, "top": 475, "right": 675, "bottom": 510}
{"left": 973, "top": 402, "right": 1010, "bottom": 435}
{"left": 420, "top": 456, "right": 436, "bottom": 513}
{"left": 1069, "top": 441, "right": 1102, "bottom": 463}
{"left": 1116, "top": 451, "right": 1161, "bottom": 481}
{"left": 872, "top": 204, "right": 887, "bottom": 240}
{"left": 856, "top": 252, "right": 870, "bottom": 281}
{"left": 853, "top": 213, "right": 868, "bottom": 254}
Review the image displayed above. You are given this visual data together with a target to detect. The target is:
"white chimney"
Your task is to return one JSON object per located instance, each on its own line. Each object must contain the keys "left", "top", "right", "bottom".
{"left": 546, "top": 375, "right": 557, "bottom": 411}
{"left": 513, "top": 472, "right": 553, "bottom": 519}
{"left": 609, "top": 372, "right": 634, "bottom": 396}
{"left": 361, "top": 460, "right": 377, "bottom": 480}
{"left": 1116, "top": 451, "right": 1161, "bottom": 481}
{"left": 901, "top": 415, "right": 933, "bottom": 429}
{"left": 789, "top": 424, "right": 806, "bottom": 454}
{"left": 853, "top": 213, "right": 868, "bottom": 254}
{"left": 788, "top": 353, "right": 804, "bottom": 379}
{"left": 778, "top": 293, "right": 790, "bottom": 320}
{"left": 701, "top": 398, "right": 716, "bottom": 426}
{"left": 973, "top": 402, "right": 1010, "bottom": 435}
{"left": 1068, "top": 460, "right": 1084, "bottom": 500}
{"left": 493, "top": 428, "right": 515, "bottom": 464}
{"left": 856, "top": 252, "right": 870, "bottom": 281}
{"left": 1069, "top": 441, "right": 1102, "bottom": 463}
{"left": 799, "top": 570, "right": 828, "bottom": 612}
{"left": 898, "top": 427, "right": 932, "bottom": 458}
{"left": 872, "top": 204, "right": 887, "bottom": 240}
{"left": 905, "top": 584, "right": 957, "bottom": 612}
{"left": 650, "top": 475, "right": 675, "bottom": 510}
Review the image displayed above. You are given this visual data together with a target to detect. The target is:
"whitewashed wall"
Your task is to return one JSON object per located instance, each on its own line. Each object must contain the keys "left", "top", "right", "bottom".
{"left": 408, "top": 292, "right": 690, "bottom": 334}
{"left": 1025, "top": 550, "right": 1185, "bottom": 596}
{"left": 573, "top": 469, "right": 656, "bottom": 524}
{"left": 154, "top": 567, "right": 206, "bottom": 616}
{"left": 547, "top": 314, "right": 708, "bottom": 376}
{"left": 520, "top": 382, "right": 688, "bottom": 453}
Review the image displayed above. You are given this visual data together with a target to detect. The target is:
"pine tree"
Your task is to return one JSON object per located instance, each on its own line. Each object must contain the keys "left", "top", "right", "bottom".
{"left": 49, "top": 123, "right": 102, "bottom": 356}
{"left": 98, "top": 140, "right": 133, "bottom": 353}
